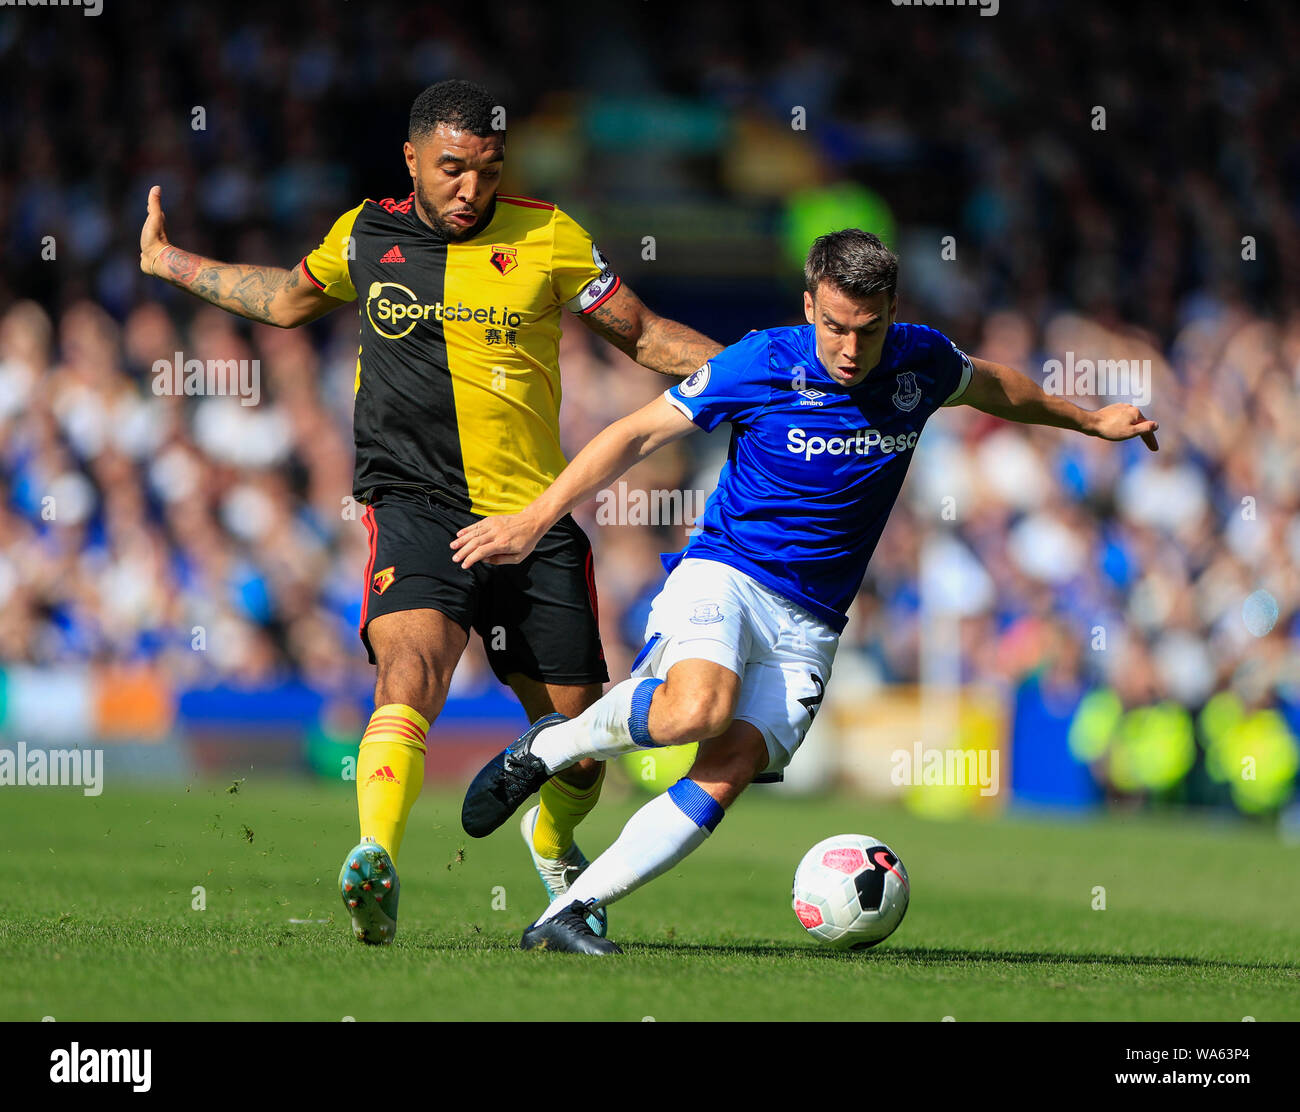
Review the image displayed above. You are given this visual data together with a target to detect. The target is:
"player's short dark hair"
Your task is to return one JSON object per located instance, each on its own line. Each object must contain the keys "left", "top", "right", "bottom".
{"left": 409, "top": 80, "right": 501, "bottom": 142}
{"left": 804, "top": 229, "right": 898, "bottom": 302}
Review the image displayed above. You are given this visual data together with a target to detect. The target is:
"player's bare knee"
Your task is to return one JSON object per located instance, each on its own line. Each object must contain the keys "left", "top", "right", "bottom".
{"left": 374, "top": 645, "right": 449, "bottom": 721}
{"left": 659, "top": 698, "right": 732, "bottom": 744}
{"left": 653, "top": 663, "right": 741, "bottom": 744}
{"left": 692, "top": 698, "right": 735, "bottom": 741}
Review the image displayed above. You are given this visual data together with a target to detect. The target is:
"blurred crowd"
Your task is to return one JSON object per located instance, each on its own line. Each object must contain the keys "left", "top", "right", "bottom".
{"left": 0, "top": 1, "right": 1296, "bottom": 758}
{"left": 2, "top": 289, "right": 1295, "bottom": 714}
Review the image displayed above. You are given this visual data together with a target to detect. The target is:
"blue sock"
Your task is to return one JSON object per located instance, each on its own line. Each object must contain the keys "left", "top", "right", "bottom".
{"left": 531, "top": 677, "right": 665, "bottom": 773}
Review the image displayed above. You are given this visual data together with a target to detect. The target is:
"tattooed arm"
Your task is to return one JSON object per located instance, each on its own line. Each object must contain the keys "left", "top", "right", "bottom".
{"left": 579, "top": 282, "right": 722, "bottom": 378}
{"left": 139, "top": 186, "right": 346, "bottom": 327}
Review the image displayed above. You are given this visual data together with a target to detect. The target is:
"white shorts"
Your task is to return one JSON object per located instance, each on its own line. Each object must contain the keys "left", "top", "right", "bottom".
{"left": 629, "top": 558, "right": 839, "bottom": 776}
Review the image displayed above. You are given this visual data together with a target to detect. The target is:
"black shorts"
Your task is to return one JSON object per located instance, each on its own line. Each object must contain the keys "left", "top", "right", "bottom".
{"left": 358, "top": 487, "right": 608, "bottom": 687}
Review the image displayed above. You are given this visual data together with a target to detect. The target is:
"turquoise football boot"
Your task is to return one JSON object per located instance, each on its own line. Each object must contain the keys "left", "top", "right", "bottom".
{"left": 339, "top": 837, "right": 399, "bottom": 944}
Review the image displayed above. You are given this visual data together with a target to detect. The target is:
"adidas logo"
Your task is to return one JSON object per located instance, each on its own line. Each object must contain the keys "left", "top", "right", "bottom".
{"left": 365, "top": 765, "right": 400, "bottom": 785}
{"left": 379, "top": 245, "right": 406, "bottom": 263}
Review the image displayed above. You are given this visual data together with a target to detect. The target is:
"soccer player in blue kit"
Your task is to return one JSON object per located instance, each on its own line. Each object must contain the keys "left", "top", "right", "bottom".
{"left": 451, "top": 229, "right": 1160, "bottom": 954}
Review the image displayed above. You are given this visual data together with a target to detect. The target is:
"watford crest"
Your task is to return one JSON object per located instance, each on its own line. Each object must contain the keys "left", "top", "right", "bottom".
{"left": 372, "top": 566, "right": 396, "bottom": 595}
{"left": 489, "top": 246, "right": 518, "bottom": 275}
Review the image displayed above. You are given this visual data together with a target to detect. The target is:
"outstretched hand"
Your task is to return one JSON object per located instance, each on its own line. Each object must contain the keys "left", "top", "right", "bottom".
{"left": 1091, "top": 403, "right": 1159, "bottom": 451}
{"left": 450, "top": 512, "right": 546, "bottom": 570}
{"left": 140, "top": 185, "right": 171, "bottom": 275}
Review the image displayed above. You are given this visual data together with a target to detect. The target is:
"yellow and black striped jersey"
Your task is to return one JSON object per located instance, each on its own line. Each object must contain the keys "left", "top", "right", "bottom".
{"left": 301, "top": 192, "right": 620, "bottom": 516}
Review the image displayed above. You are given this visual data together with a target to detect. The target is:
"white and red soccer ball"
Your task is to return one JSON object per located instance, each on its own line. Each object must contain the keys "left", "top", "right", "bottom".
{"left": 792, "top": 834, "right": 909, "bottom": 949}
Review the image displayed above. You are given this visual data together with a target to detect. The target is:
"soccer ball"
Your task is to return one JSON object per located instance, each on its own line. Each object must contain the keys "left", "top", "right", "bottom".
{"left": 791, "top": 834, "right": 909, "bottom": 949}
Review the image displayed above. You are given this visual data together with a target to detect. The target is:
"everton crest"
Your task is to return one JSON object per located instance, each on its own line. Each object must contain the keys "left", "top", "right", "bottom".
{"left": 892, "top": 370, "right": 921, "bottom": 412}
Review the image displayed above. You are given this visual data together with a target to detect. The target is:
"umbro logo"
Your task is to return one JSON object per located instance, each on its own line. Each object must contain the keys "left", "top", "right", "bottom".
{"left": 798, "top": 388, "right": 827, "bottom": 407}
{"left": 379, "top": 245, "right": 406, "bottom": 263}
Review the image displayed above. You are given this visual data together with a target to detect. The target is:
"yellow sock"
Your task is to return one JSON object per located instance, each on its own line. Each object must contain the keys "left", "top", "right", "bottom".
{"left": 532, "top": 764, "right": 605, "bottom": 859}
{"left": 357, "top": 703, "right": 429, "bottom": 864}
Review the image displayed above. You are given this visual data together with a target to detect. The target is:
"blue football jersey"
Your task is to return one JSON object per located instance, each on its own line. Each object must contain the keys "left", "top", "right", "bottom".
{"left": 663, "top": 322, "right": 973, "bottom": 633}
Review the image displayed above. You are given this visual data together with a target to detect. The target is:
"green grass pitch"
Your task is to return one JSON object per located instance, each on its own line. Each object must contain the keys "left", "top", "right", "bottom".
{"left": 1, "top": 777, "right": 1297, "bottom": 1021}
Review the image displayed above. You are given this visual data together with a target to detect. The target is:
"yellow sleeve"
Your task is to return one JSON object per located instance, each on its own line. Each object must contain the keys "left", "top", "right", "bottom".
{"left": 300, "top": 203, "right": 365, "bottom": 302}
{"left": 551, "top": 207, "right": 621, "bottom": 314}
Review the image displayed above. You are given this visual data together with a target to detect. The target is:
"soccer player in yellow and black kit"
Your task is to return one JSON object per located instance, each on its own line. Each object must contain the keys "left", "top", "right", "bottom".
{"left": 139, "top": 80, "right": 723, "bottom": 944}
